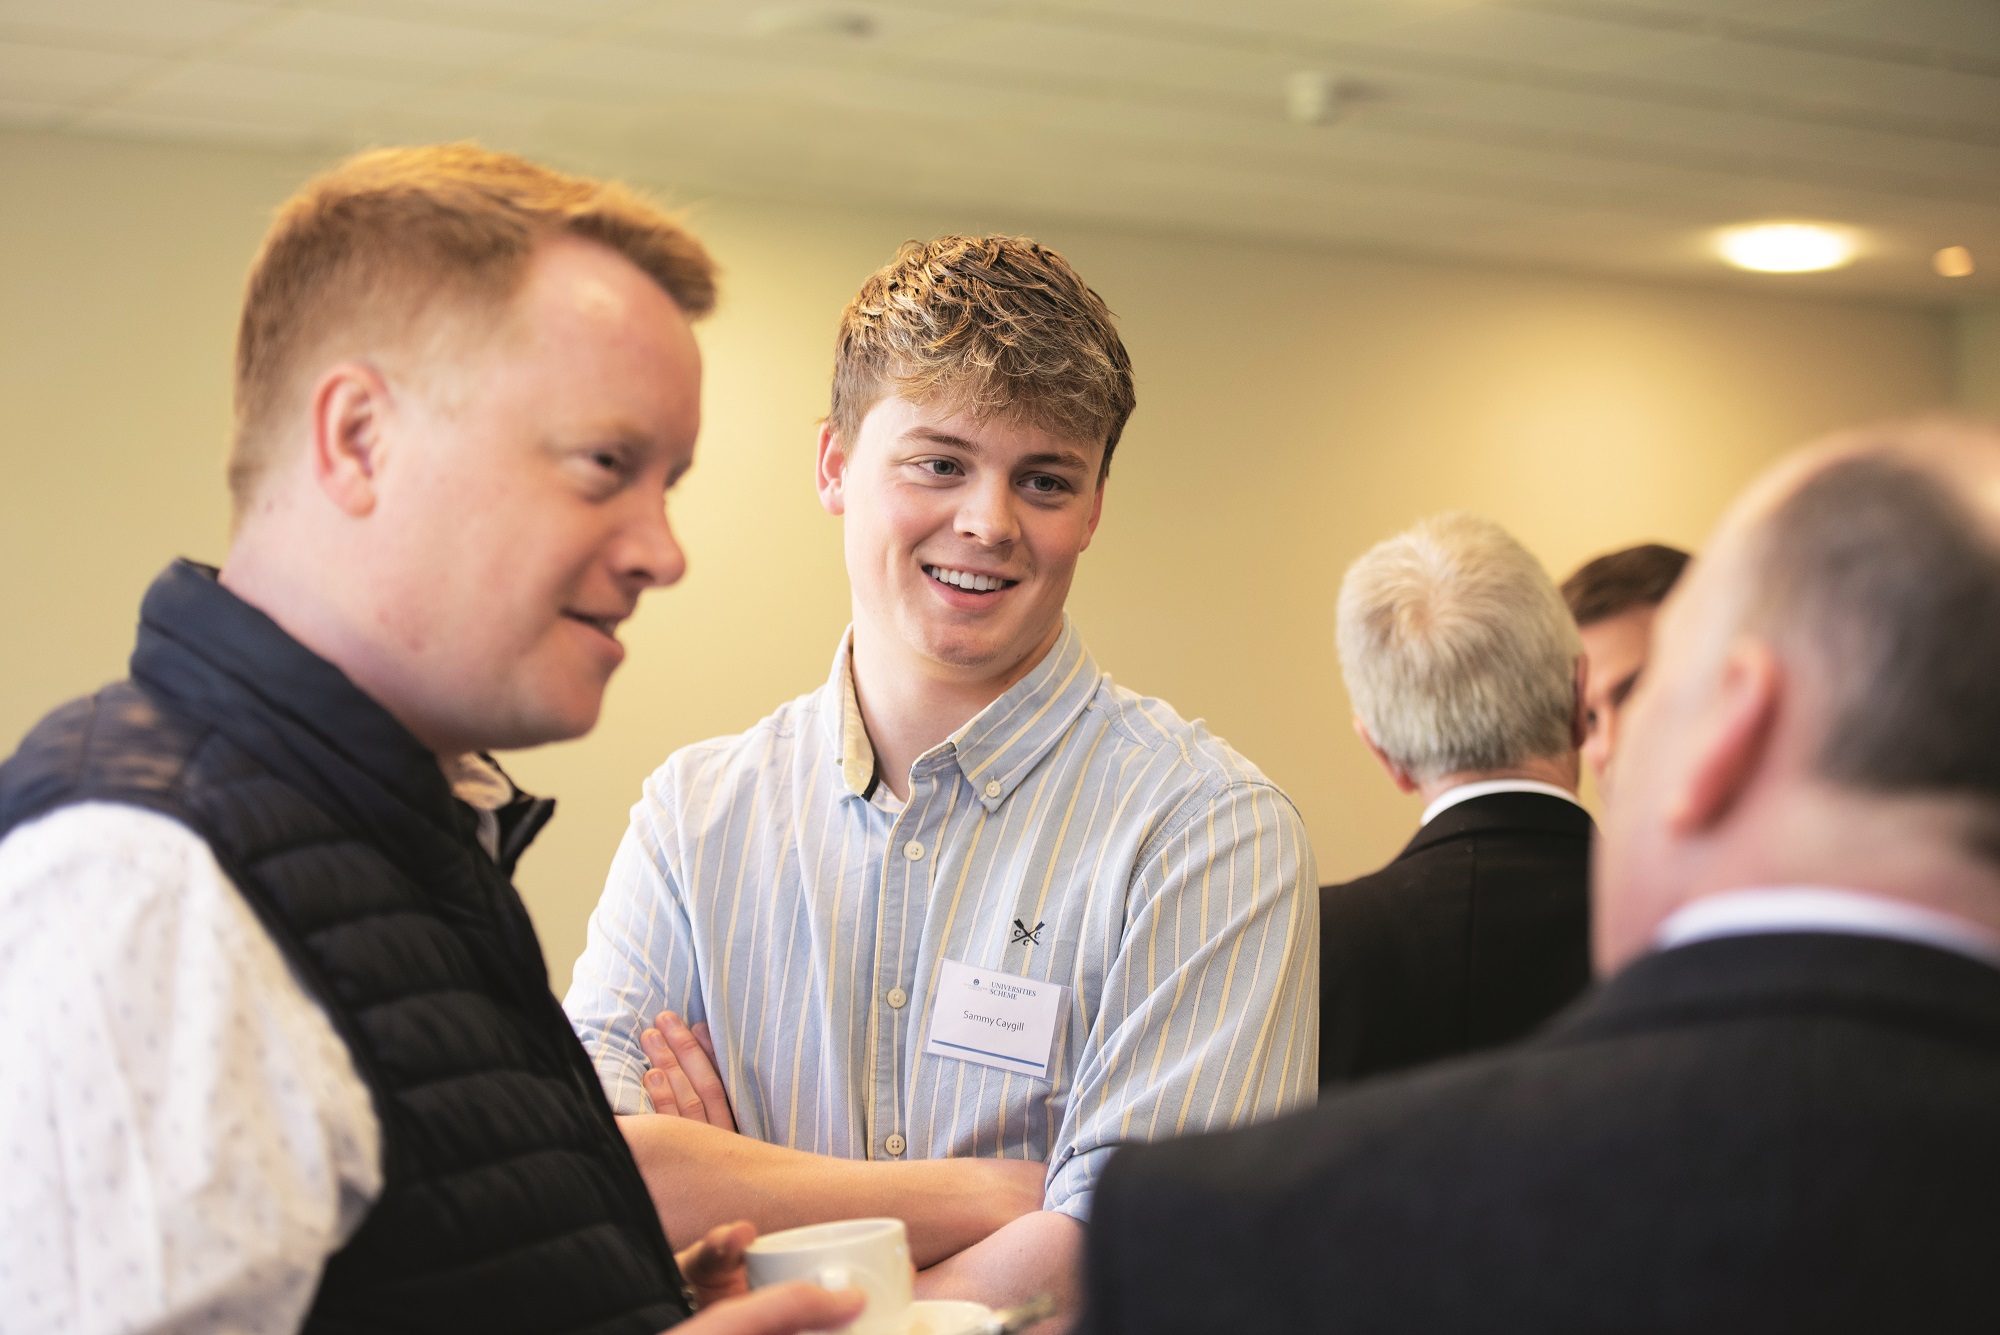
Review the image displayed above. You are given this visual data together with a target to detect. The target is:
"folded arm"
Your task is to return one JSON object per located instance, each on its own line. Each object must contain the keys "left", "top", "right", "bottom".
{"left": 915, "top": 1209, "right": 1083, "bottom": 1333}
{"left": 618, "top": 1113, "right": 1047, "bottom": 1267}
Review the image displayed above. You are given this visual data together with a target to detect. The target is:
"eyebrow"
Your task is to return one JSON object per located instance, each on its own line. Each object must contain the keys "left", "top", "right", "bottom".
{"left": 903, "top": 426, "right": 1093, "bottom": 473}
{"left": 556, "top": 426, "right": 690, "bottom": 485}
{"left": 564, "top": 424, "right": 656, "bottom": 453}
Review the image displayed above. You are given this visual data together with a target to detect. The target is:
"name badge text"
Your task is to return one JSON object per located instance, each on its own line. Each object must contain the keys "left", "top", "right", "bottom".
{"left": 923, "top": 958, "right": 1065, "bottom": 1080}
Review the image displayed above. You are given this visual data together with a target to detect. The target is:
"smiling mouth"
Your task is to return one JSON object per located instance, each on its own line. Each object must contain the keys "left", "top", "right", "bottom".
{"left": 564, "top": 612, "right": 623, "bottom": 639}
{"left": 925, "top": 564, "right": 1019, "bottom": 593}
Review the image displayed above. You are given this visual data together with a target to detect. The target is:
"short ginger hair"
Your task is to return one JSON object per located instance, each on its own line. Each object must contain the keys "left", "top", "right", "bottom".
{"left": 229, "top": 142, "right": 716, "bottom": 515}
{"left": 828, "top": 235, "right": 1136, "bottom": 476}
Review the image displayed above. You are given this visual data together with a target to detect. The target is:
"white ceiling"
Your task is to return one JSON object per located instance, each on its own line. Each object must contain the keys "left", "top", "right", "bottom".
{"left": 3, "top": 0, "right": 1998, "bottom": 301}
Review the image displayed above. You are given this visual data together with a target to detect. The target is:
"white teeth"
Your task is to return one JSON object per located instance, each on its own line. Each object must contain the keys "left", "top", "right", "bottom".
{"left": 926, "top": 565, "right": 1007, "bottom": 593}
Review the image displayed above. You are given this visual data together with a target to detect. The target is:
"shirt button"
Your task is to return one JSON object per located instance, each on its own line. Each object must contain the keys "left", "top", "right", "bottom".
{"left": 884, "top": 1133, "right": 907, "bottom": 1156}
{"left": 984, "top": 780, "right": 1002, "bottom": 799}
{"left": 904, "top": 840, "right": 925, "bottom": 861}
{"left": 886, "top": 987, "right": 908, "bottom": 1009}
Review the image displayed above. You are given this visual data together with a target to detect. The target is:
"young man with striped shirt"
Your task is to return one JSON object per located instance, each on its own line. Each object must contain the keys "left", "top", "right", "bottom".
{"left": 564, "top": 236, "right": 1319, "bottom": 1322}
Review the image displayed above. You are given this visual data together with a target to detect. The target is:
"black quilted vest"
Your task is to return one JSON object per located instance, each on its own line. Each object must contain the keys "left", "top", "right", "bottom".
{"left": 0, "top": 561, "right": 692, "bottom": 1335}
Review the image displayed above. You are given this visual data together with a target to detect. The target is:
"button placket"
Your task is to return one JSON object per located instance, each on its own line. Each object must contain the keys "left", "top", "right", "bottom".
{"left": 871, "top": 761, "right": 946, "bottom": 1162}
{"left": 866, "top": 794, "right": 908, "bottom": 1161}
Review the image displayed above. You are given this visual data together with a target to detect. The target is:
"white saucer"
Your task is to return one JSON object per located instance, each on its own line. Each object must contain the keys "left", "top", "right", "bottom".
{"left": 904, "top": 1299, "right": 995, "bottom": 1335}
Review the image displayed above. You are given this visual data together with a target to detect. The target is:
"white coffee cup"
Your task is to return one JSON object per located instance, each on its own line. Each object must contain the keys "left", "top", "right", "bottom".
{"left": 744, "top": 1218, "right": 915, "bottom": 1335}
{"left": 906, "top": 1299, "right": 995, "bottom": 1335}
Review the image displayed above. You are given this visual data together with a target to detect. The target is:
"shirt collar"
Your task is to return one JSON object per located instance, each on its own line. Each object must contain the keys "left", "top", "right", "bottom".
{"left": 441, "top": 752, "right": 515, "bottom": 813}
{"left": 827, "top": 630, "right": 882, "bottom": 803}
{"left": 821, "top": 616, "right": 1101, "bottom": 813}
{"left": 433, "top": 751, "right": 556, "bottom": 868}
{"left": 1655, "top": 886, "right": 2000, "bottom": 971}
{"left": 1421, "top": 778, "right": 1581, "bottom": 826}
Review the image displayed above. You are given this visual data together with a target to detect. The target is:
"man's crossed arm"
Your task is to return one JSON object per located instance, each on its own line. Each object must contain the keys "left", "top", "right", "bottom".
{"left": 622, "top": 1011, "right": 1082, "bottom": 1317}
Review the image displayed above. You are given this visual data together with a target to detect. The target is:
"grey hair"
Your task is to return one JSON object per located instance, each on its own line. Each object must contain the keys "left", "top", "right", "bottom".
{"left": 1337, "top": 512, "right": 1581, "bottom": 782}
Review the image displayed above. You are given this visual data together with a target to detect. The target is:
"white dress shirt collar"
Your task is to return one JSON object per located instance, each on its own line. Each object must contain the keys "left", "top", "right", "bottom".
{"left": 1421, "top": 778, "right": 1582, "bottom": 827}
{"left": 1655, "top": 886, "right": 2000, "bottom": 970}
{"left": 439, "top": 752, "right": 516, "bottom": 860}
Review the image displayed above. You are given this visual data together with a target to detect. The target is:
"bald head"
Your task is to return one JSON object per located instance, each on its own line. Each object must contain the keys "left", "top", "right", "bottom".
{"left": 1742, "top": 425, "right": 2000, "bottom": 855}
{"left": 1596, "top": 418, "right": 2000, "bottom": 971}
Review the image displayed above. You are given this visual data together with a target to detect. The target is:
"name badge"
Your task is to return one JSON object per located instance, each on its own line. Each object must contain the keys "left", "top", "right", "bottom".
{"left": 924, "top": 958, "right": 1066, "bottom": 1080}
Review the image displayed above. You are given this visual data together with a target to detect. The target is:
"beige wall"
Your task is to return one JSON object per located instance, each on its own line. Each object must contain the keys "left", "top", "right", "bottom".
{"left": 1959, "top": 305, "right": 2000, "bottom": 419}
{"left": 2, "top": 129, "right": 1957, "bottom": 993}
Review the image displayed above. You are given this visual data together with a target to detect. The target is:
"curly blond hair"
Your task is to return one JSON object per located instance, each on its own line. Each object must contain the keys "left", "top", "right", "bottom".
{"left": 828, "top": 235, "right": 1135, "bottom": 476}
{"left": 230, "top": 143, "right": 716, "bottom": 515}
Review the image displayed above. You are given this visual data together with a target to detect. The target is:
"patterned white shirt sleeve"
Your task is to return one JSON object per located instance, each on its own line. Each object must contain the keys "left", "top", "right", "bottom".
{"left": 0, "top": 802, "right": 383, "bottom": 1335}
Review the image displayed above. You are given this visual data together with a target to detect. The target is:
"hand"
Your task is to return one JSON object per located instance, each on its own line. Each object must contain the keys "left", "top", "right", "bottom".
{"left": 676, "top": 1220, "right": 757, "bottom": 1309}
{"left": 662, "top": 1281, "right": 864, "bottom": 1335}
{"left": 643, "top": 1010, "right": 737, "bottom": 1131}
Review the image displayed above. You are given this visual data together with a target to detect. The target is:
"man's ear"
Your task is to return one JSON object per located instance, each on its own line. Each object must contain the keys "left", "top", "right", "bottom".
{"left": 1665, "top": 639, "right": 1782, "bottom": 837}
{"left": 1353, "top": 715, "right": 1420, "bottom": 795}
{"left": 1570, "top": 654, "right": 1590, "bottom": 751}
{"left": 815, "top": 422, "right": 848, "bottom": 517}
{"left": 308, "top": 362, "right": 393, "bottom": 518}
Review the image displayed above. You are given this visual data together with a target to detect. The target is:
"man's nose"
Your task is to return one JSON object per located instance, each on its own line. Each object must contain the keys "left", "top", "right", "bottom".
{"left": 956, "top": 476, "right": 1020, "bottom": 547}
{"left": 621, "top": 499, "right": 687, "bottom": 590}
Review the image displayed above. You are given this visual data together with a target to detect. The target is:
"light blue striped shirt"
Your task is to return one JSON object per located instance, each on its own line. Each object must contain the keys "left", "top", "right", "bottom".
{"left": 564, "top": 618, "right": 1318, "bottom": 1220}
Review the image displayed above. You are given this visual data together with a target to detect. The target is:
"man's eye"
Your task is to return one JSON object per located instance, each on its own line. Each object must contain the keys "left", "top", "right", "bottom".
{"left": 1023, "top": 475, "right": 1068, "bottom": 495}
{"left": 921, "top": 459, "right": 961, "bottom": 476}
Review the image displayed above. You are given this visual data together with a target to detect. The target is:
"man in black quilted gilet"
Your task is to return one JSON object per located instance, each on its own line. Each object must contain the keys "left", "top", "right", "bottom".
{"left": 0, "top": 145, "right": 860, "bottom": 1335}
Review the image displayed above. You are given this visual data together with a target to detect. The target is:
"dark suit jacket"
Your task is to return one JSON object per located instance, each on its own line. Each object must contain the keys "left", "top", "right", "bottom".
{"left": 1084, "top": 932, "right": 2000, "bottom": 1334}
{"left": 1320, "top": 790, "right": 1592, "bottom": 1086}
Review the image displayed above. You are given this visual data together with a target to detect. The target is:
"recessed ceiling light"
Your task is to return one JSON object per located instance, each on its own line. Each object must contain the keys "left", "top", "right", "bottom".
{"left": 1934, "top": 245, "right": 1976, "bottom": 278}
{"left": 1715, "top": 222, "right": 1859, "bottom": 274}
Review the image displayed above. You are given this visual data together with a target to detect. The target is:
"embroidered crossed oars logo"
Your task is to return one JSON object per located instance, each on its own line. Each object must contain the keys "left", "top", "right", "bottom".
{"left": 1011, "top": 918, "right": 1045, "bottom": 945}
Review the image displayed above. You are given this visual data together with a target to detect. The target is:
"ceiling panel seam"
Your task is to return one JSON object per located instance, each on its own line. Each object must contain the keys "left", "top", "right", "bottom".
{"left": 1495, "top": 0, "right": 2000, "bottom": 80}
{"left": 885, "top": 0, "right": 2000, "bottom": 148}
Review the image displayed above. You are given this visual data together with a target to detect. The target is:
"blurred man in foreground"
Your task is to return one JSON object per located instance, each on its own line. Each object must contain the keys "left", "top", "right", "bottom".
{"left": 0, "top": 146, "right": 855, "bottom": 1335}
{"left": 1083, "top": 418, "right": 2000, "bottom": 1332}
{"left": 1321, "top": 513, "right": 1592, "bottom": 1087}
{"left": 1562, "top": 542, "right": 1690, "bottom": 793}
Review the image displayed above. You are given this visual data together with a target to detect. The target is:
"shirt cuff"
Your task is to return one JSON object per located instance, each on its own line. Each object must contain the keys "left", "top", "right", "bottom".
{"left": 596, "top": 1055, "right": 653, "bottom": 1116}
{"left": 1043, "top": 1144, "right": 1117, "bottom": 1222}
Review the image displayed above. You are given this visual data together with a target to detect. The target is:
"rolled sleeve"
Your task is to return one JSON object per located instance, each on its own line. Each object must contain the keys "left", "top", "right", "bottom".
{"left": 1045, "top": 1144, "right": 1120, "bottom": 1223}
{"left": 1045, "top": 779, "right": 1319, "bottom": 1218}
{"left": 563, "top": 772, "right": 705, "bottom": 1115}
